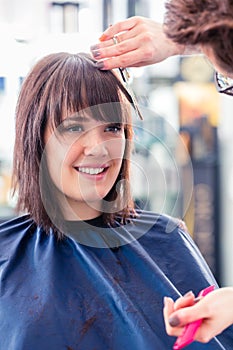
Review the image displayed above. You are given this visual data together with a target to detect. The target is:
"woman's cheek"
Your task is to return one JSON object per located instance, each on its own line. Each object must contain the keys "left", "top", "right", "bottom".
{"left": 110, "top": 138, "right": 126, "bottom": 160}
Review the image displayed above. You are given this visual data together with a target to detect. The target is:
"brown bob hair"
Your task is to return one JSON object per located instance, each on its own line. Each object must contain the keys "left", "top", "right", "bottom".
{"left": 13, "top": 52, "right": 135, "bottom": 237}
{"left": 164, "top": 0, "right": 233, "bottom": 74}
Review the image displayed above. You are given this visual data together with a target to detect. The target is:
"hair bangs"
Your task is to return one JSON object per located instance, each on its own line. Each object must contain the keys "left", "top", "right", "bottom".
{"left": 46, "top": 53, "right": 131, "bottom": 131}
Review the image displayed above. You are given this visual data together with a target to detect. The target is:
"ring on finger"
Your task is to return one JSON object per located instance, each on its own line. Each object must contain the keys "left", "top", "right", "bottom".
{"left": 112, "top": 35, "right": 120, "bottom": 45}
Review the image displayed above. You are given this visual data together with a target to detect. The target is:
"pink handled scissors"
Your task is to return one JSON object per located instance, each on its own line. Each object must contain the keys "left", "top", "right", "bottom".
{"left": 173, "top": 285, "right": 215, "bottom": 349}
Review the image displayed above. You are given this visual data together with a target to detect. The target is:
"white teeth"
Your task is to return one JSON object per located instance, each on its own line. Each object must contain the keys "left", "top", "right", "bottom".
{"left": 78, "top": 167, "right": 105, "bottom": 175}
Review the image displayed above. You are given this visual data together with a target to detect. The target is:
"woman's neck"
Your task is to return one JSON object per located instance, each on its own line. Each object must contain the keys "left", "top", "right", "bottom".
{"left": 60, "top": 196, "right": 102, "bottom": 221}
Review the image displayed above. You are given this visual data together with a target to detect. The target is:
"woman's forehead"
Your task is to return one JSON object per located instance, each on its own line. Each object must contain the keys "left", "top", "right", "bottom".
{"left": 52, "top": 102, "right": 129, "bottom": 127}
{"left": 62, "top": 113, "right": 122, "bottom": 124}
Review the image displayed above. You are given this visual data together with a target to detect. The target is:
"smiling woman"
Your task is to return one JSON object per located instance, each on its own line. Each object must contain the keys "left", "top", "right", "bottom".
{"left": 0, "top": 52, "right": 233, "bottom": 350}
{"left": 43, "top": 111, "right": 127, "bottom": 223}
{"left": 13, "top": 52, "right": 134, "bottom": 236}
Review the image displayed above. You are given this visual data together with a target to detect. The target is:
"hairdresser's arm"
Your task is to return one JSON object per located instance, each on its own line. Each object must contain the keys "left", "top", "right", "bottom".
{"left": 90, "top": 16, "right": 200, "bottom": 70}
{"left": 163, "top": 287, "right": 233, "bottom": 343}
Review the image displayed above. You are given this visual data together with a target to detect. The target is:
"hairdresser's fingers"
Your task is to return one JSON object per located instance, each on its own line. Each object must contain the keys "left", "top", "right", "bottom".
{"left": 163, "top": 297, "right": 175, "bottom": 332}
{"left": 91, "top": 22, "right": 183, "bottom": 69}
{"left": 90, "top": 17, "right": 168, "bottom": 69}
{"left": 93, "top": 48, "right": 160, "bottom": 70}
{"left": 171, "top": 288, "right": 233, "bottom": 343}
{"left": 163, "top": 297, "right": 183, "bottom": 337}
{"left": 91, "top": 26, "right": 140, "bottom": 55}
{"left": 173, "top": 291, "right": 195, "bottom": 311}
{"left": 97, "top": 16, "right": 152, "bottom": 48}
{"left": 91, "top": 34, "right": 139, "bottom": 64}
{"left": 98, "top": 16, "right": 142, "bottom": 42}
{"left": 90, "top": 19, "right": 153, "bottom": 65}
{"left": 168, "top": 303, "right": 208, "bottom": 328}
{"left": 91, "top": 28, "right": 172, "bottom": 70}
{"left": 168, "top": 303, "right": 221, "bottom": 343}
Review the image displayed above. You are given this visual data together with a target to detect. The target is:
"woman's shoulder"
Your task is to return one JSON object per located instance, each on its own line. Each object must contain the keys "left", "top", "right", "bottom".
{"left": 0, "top": 214, "right": 34, "bottom": 229}
{"left": 0, "top": 214, "right": 37, "bottom": 240}
{"left": 118, "top": 209, "right": 191, "bottom": 247}
{"left": 131, "top": 209, "right": 188, "bottom": 235}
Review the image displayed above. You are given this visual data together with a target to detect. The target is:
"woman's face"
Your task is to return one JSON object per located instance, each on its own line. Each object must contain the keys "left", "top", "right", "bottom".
{"left": 43, "top": 111, "right": 126, "bottom": 220}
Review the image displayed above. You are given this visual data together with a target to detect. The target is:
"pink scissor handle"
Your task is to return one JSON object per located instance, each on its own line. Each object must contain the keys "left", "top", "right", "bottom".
{"left": 173, "top": 285, "right": 215, "bottom": 350}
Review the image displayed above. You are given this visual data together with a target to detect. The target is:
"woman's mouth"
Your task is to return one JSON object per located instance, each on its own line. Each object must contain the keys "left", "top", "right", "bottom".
{"left": 74, "top": 165, "right": 109, "bottom": 179}
{"left": 77, "top": 167, "right": 105, "bottom": 175}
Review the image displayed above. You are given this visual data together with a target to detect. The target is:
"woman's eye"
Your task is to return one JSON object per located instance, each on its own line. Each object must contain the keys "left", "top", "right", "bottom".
{"left": 105, "top": 124, "right": 123, "bottom": 133}
{"left": 63, "top": 124, "right": 83, "bottom": 133}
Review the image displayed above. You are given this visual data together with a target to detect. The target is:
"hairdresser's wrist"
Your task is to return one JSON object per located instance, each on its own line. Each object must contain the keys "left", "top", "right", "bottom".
{"left": 182, "top": 45, "right": 203, "bottom": 56}
{"left": 163, "top": 24, "right": 203, "bottom": 58}
{"left": 162, "top": 24, "right": 187, "bottom": 57}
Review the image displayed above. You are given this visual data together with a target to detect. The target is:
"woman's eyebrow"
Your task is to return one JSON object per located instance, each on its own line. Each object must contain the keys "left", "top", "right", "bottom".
{"left": 64, "top": 114, "right": 90, "bottom": 123}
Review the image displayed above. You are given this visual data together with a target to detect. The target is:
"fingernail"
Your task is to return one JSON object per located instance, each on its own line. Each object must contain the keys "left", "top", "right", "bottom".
{"left": 163, "top": 296, "right": 169, "bottom": 306}
{"left": 99, "top": 34, "right": 109, "bottom": 41}
{"left": 90, "top": 44, "right": 100, "bottom": 51}
{"left": 95, "top": 61, "right": 105, "bottom": 70}
{"left": 169, "top": 315, "right": 181, "bottom": 327}
{"left": 183, "top": 291, "right": 194, "bottom": 298}
{"left": 92, "top": 50, "right": 101, "bottom": 58}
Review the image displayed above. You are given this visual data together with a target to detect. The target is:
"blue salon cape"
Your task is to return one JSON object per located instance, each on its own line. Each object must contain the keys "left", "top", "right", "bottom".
{"left": 0, "top": 210, "right": 232, "bottom": 350}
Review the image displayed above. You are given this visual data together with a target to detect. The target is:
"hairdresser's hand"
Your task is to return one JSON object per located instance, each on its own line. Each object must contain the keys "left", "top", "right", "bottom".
{"left": 163, "top": 287, "right": 233, "bottom": 343}
{"left": 90, "top": 16, "right": 184, "bottom": 70}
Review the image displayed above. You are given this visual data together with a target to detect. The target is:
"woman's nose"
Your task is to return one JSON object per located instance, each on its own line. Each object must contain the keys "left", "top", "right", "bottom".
{"left": 82, "top": 130, "right": 108, "bottom": 157}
